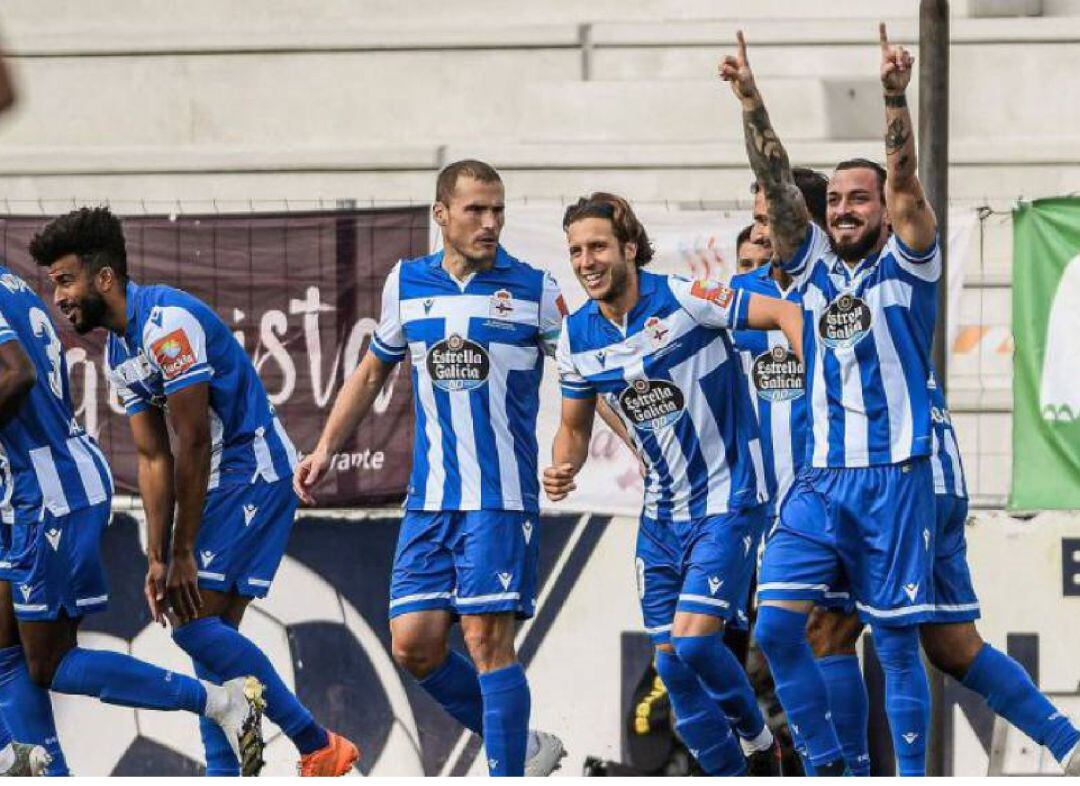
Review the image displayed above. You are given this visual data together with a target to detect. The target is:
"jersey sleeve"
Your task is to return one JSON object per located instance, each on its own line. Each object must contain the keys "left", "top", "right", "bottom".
{"left": 105, "top": 357, "right": 151, "bottom": 417}
{"left": 368, "top": 261, "right": 406, "bottom": 364}
{"left": 779, "top": 222, "right": 831, "bottom": 285}
{"left": 885, "top": 232, "right": 942, "bottom": 283}
{"left": 538, "top": 271, "right": 568, "bottom": 358}
{"left": 669, "top": 276, "right": 751, "bottom": 331}
{"left": 556, "top": 327, "right": 595, "bottom": 399}
{"left": 142, "top": 306, "right": 212, "bottom": 396}
{"left": 0, "top": 306, "right": 17, "bottom": 346}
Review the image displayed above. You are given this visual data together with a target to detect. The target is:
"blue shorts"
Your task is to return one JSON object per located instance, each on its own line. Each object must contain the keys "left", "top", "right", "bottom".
{"left": 195, "top": 478, "right": 297, "bottom": 599}
{"left": 928, "top": 495, "right": 979, "bottom": 623}
{"left": 0, "top": 505, "right": 110, "bottom": 621}
{"left": 389, "top": 510, "right": 539, "bottom": 620}
{"left": 636, "top": 505, "right": 767, "bottom": 644}
{"left": 758, "top": 459, "right": 936, "bottom": 627}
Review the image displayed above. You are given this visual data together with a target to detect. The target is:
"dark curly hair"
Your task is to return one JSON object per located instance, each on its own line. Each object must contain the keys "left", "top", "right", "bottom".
{"left": 29, "top": 206, "right": 128, "bottom": 281}
{"left": 562, "top": 192, "right": 654, "bottom": 268}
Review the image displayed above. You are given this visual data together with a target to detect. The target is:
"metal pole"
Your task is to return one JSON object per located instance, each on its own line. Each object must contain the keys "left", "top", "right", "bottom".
{"left": 919, "top": 0, "right": 949, "bottom": 777}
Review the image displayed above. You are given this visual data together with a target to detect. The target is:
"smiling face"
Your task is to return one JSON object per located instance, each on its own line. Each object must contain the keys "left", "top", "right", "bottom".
{"left": 566, "top": 216, "right": 637, "bottom": 304}
{"left": 826, "top": 166, "right": 889, "bottom": 262}
{"left": 45, "top": 253, "right": 111, "bottom": 334}
{"left": 433, "top": 175, "right": 505, "bottom": 265}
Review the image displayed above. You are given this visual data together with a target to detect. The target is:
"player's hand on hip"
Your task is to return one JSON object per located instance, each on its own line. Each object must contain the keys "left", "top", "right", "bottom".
{"left": 879, "top": 23, "right": 914, "bottom": 94}
{"left": 145, "top": 558, "right": 168, "bottom": 627}
{"left": 293, "top": 449, "right": 330, "bottom": 505}
{"left": 166, "top": 551, "right": 203, "bottom": 625}
{"left": 718, "top": 30, "right": 760, "bottom": 106}
{"left": 542, "top": 462, "right": 578, "bottom": 502}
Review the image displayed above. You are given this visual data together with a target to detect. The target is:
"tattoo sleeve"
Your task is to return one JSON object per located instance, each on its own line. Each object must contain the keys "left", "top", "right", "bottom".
{"left": 884, "top": 93, "right": 917, "bottom": 187}
{"left": 742, "top": 103, "right": 808, "bottom": 261}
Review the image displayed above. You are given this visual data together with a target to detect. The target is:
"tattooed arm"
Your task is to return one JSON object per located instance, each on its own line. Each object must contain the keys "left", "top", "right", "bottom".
{"left": 879, "top": 23, "right": 937, "bottom": 253}
{"left": 719, "top": 31, "right": 810, "bottom": 262}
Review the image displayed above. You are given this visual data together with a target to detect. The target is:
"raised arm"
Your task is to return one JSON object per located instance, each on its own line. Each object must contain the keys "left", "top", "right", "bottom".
{"left": 879, "top": 23, "right": 937, "bottom": 252}
{"left": 719, "top": 31, "right": 810, "bottom": 261}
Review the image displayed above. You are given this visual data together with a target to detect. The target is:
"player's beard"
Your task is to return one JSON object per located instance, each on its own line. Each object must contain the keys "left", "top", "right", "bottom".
{"left": 828, "top": 218, "right": 886, "bottom": 263}
{"left": 73, "top": 291, "right": 107, "bottom": 334}
{"left": 595, "top": 260, "right": 630, "bottom": 303}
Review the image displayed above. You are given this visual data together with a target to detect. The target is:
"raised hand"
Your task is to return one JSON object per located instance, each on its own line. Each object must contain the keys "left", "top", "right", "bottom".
{"left": 718, "top": 30, "right": 760, "bottom": 105}
{"left": 879, "top": 23, "right": 914, "bottom": 95}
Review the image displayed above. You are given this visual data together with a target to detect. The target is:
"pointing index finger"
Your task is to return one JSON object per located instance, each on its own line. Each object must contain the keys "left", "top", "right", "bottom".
{"left": 736, "top": 29, "right": 748, "bottom": 63}
{"left": 879, "top": 22, "right": 889, "bottom": 50}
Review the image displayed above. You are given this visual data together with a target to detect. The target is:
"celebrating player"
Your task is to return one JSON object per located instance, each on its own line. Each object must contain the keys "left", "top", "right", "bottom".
{"left": 295, "top": 160, "right": 566, "bottom": 777}
{"left": 544, "top": 191, "right": 803, "bottom": 775}
{"left": 721, "top": 26, "right": 943, "bottom": 775}
{"left": 30, "top": 207, "right": 357, "bottom": 777}
{"left": 0, "top": 252, "right": 266, "bottom": 775}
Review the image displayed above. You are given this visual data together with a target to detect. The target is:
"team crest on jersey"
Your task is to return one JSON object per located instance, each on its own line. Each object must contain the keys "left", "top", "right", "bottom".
{"left": 690, "top": 279, "right": 735, "bottom": 308}
{"left": 489, "top": 289, "right": 514, "bottom": 318}
{"left": 426, "top": 333, "right": 490, "bottom": 391}
{"left": 819, "top": 293, "right": 871, "bottom": 349}
{"left": 752, "top": 345, "right": 805, "bottom": 402}
{"left": 0, "top": 273, "right": 29, "bottom": 294}
{"left": 150, "top": 329, "right": 197, "bottom": 380}
{"left": 618, "top": 378, "right": 686, "bottom": 432}
{"left": 644, "top": 316, "right": 669, "bottom": 347}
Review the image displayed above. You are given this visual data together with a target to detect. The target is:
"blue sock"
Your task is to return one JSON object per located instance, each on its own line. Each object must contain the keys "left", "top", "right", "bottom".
{"left": 51, "top": 647, "right": 206, "bottom": 713}
{"left": 654, "top": 650, "right": 746, "bottom": 775}
{"left": 418, "top": 650, "right": 483, "bottom": 734}
{"left": 192, "top": 658, "right": 239, "bottom": 776}
{"left": 754, "top": 606, "right": 843, "bottom": 769}
{"left": 173, "top": 616, "right": 329, "bottom": 755}
{"left": 818, "top": 654, "right": 871, "bottom": 775}
{"left": 789, "top": 725, "right": 816, "bottom": 776}
{"left": 0, "top": 646, "right": 68, "bottom": 775}
{"left": 871, "top": 626, "right": 929, "bottom": 777}
{"left": 672, "top": 633, "right": 766, "bottom": 742}
{"left": 478, "top": 664, "right": 530, "bottom": 776}
{"left": 962, "top": 643, "right": 1080, "bottom": 764}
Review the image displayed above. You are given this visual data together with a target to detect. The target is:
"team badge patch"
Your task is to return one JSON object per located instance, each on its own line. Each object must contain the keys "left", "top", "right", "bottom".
{"left": 150, "top": 329, "right": 198, "bottom": 380}
{"left": 690, "top": 279, "right": 735, "bottom": 308}
{"left": 819, "top": 293, "right": 872, "bottom": 349}
{"left": 489, "top": 289, "right": 514, "bottom": 318}
{"left": 644, "top": 316, "right": 669, "bottom": 347}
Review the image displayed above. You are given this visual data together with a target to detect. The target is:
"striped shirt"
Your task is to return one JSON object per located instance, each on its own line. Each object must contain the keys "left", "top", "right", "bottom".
{"left": 370, "top": 246, "right": 565, "bottom": 513}
{"left": 928, "top": 374, "right": 967, "bottom": 499}
{"left": 782, "top": 224, "right": 940, "bottom": 468}
{"left": 106, "top": 281, "right": 297, "bottom": 490}
{"left": 0, "top": 267, "right": 112, "bottom": 525}
{"left": 731, "top": 263, "right": 808, "bottom": 511}
{"left": 558, "top": 270, "right": 767, "bottom": 521}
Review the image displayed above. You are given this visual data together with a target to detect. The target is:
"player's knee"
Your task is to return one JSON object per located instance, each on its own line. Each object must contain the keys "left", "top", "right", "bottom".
{"left": 754, "top": 604, "right": 809, "bottom": 658}
{"left": 920, "top": 623, "right": 984, "bottom": 679}
{"left": 807, "top": 608, "right": 862, "bottom": 659}
{"left": 870, "top": 625, "right": 920, "bottom": 672}
{"left": 391, "top": 635, "right": 447, "bottom": 679}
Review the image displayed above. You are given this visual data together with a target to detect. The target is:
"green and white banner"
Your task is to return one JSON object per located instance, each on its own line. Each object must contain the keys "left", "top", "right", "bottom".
{"left": 1011, "top": 198, "right": 1080, "bottom": 510}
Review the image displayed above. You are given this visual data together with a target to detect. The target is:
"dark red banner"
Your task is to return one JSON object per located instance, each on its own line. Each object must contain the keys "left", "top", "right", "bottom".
{"left": 0, "top": 207, "right": 428, "bottom": 507}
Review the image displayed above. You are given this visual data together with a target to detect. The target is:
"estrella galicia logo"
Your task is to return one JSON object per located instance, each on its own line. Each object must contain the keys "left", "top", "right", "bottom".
{"left": 752, "top": 345, "right": 804, "bottom": 402}
{"left": 819, "top": 293, "right": 872, "bottom": 349}
{"left": 618, "top": 379, "right": 686, "bottom": 432}
{"left": 426, "top": 334, "right": 490, "bottom": 392}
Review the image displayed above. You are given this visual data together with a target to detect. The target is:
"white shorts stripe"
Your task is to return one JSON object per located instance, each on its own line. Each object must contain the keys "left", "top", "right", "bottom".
{"left": 197, "top": 570, "right": 226, "bottom": 581}
{"left": 75, "top": 594, "right": 109, "bottom": 607}
{"left": 855, "top": 601, "right": 936, "bottom": 619}
{"left": 454, "top": 591, "right": 521, "bottom": 606}
{"left": 758, "top": 582, "right": 831, "bottom": 593}
{"left": 645, "top": 623, "right": 673, "bottom": 635}
{"left": 13, "top": 603, "right": 48, "bottom": 612}
{"left": 246, "top": 578, "right": 272, "bottom": 588}
{"left": 678, "top": 593, "right": 731, "bottom": 609}
{"left": 389, "top": 591, "right": 453, "bottom": 609}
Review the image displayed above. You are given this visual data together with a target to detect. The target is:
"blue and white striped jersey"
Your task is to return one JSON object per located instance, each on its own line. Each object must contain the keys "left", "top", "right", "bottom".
{"left": 0, "top": 266, "right": 112, "bottom": 525}
{"left": 105, "top": 281, "right": 297, "bottom": 490}
{"left": 558, "top": 270, "right": 768, "bottom": 521}
{"left": 928, "top": 374, "right": 967, "bottom": 499}
{"left": 782, "top": 224, "right": 940, "bottom": 468}
{"left": 731, "top": 264, "right": 807, "bottom": 511}
{"left": 370, "top": 246, "right": 565, "bottom": 513}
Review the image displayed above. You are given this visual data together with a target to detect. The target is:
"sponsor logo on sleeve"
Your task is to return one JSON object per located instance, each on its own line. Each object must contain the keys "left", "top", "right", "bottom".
{"left": 150, "top": 329, "right": 198, "bottom": 380}
{"left": 690, "top": 279, "right": 735, "bottom": 308}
